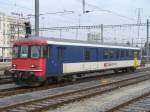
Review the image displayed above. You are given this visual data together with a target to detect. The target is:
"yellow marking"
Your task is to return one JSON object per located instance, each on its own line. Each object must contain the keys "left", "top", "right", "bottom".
{"left": 101, "top": 79, "right": 111, "bottom": 84}
{"left": 134, "top": 52, "right": 139, "bottom": 68}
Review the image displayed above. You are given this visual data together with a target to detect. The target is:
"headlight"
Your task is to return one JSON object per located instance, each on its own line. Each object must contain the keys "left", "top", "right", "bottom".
{"left": 12, "top": 64, "right": 16, "bottom": 68}
{"left": 31, "top": 65, "right": 36, "bottom": 68}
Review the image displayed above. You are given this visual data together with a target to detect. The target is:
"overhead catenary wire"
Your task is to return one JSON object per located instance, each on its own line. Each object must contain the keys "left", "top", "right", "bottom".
{"left": 27, "top": 10, "right": 75, "bottom": 17}
{"left": 75, "top": 0, "right": 135, "bottom": 21}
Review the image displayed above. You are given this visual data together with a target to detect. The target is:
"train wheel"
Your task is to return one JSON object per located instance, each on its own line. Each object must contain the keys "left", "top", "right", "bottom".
{"left": 114, "top": 69, "right": 119, "bottom": 74}
{"left": 29, "top": 83, "right": 43, "bottom": 87}
{"left": 130, "top": 67, "right": 136, "bottom": 72}
{"left": 121, "top": 68, "right": 128, "bottom": 73}
{"left": 64, "top": 75, "right": 77, "bottom": 82}
{"left": 47, "top": 77, "right": 61, "bottom": 84}
{"left": 126, "top": 68, "right": 131, "bottom": 73}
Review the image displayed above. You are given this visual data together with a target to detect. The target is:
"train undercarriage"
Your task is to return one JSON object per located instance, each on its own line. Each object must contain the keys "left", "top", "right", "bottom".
{"left": 11, "top": 66, "right": 137, "bottom": 87}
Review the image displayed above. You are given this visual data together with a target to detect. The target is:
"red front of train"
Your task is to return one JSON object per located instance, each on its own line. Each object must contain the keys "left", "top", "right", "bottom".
{"left": 11, "top": 40, "right": 48, "bottom": 86}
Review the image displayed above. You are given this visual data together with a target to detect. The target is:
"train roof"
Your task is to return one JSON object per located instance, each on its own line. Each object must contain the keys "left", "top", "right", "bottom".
{"left": 16, "top": 36, "right": 140, "bottom": 50}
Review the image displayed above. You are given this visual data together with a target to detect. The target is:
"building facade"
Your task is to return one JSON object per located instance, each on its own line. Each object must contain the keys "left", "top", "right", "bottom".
{"left": 0, "top": 13, "right": 26, "bottom": 62}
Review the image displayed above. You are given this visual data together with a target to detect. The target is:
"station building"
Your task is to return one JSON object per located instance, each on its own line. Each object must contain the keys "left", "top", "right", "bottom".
{"left": 0, "top": 13, "right": 26, "bottom": 62}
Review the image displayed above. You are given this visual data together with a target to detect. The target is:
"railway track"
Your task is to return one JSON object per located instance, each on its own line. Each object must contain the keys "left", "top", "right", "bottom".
{"left": 0, "top": 71, "right": 133, "bottom": 97}
{"left": 0, "top": 70, "right": 150, "bottom": 112}
{"left": 0, "top": 72, "right": 13, "bottom": 84}
{"left": 0, "top": 71, "right": 114, "bottom": 97}
{"left": 0, "top": 70, "right": 13, "bottom": 84}
{"left": 0, "top": 77, "right": 13, "bottom": 84}
{"left": 107, "top": 92, "right": 150, "bottom": 112}
{"left": 0, "top": 63, "right": 12, "bottom": 84}
{"left": 0, "top": 68, "right": 149, "bottom": 98}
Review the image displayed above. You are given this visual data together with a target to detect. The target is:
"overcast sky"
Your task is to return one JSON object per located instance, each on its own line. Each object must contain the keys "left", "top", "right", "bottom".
{"left": 0, "top": 0, "right": 150, "bottom": 27}
{"left": 0, "top": 0, "right": 149, "bottom": 44}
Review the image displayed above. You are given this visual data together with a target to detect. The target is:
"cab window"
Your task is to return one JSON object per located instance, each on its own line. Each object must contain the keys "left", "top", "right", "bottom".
{"left": 13, "top": 46, "right": 19, "bottom": 58}
{"left": 31, "top": 46, "right": 41, "bottom": 58}
{"left": 20, "top": 46, "right": 29, "bottom": 58}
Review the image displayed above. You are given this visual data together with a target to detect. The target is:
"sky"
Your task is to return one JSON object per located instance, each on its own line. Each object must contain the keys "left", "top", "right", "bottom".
{"left": 0, "top": 0, "right": 149, "bottom": 44}
{"left": 0, "top": 0, "right": 150, "bottom": 27}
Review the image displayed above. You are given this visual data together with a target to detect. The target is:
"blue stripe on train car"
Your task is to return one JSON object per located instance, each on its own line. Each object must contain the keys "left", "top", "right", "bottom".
{"left": 46, "top": 44, "right": 140, "bottom": 77}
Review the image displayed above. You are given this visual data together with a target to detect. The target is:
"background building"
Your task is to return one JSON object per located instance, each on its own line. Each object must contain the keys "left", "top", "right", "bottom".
{"left": 0, "top": 13, "right": 26, "bottom": 62}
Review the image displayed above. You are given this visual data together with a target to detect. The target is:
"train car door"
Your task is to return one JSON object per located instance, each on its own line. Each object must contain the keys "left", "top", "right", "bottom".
{"left": 46, "top": 45, "right": 58, "bottom": 76}
{"left": 84, "top": 48, "right": 98, "bottom": 71}
{"left": 57, "top": 47, "right": 66, "bottom": 75}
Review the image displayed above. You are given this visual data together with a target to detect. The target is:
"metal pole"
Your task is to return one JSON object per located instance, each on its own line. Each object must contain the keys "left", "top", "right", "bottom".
{"left": 101, "top": 24, "right": 104, "bottom": 44}
{"left": 76, "top": 29, "right": 78, "bottom": 40}
{"left": 78, "top": 14, "right": 81, "bottom": 26}
{"left": 83, "top": 0, "right": 85, "bottom": 13}
{"left": 17, "top": 20, "right": 20, "bottom": 38}
{"left": 137, "top": 8, "right": 141, "bottom": 39}
{"left": 2, "top": 48, "right": 4, "bottom": 62}
{"left": 146, "top": 19, "right": 149, "bottom": 62}
{"left": 132, "top": 38, "right": 134, "bottom": 46}
{"left": 60, "top": 29, "right": 62, "bottom": 39}
{"left": 35, "top": 0, "right": 39, "bottom": 36}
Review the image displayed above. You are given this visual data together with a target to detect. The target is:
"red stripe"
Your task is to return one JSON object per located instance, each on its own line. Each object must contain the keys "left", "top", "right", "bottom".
{"left": 12, "top": 58, "right": 46, "bottom": 76}
{"left": 15, "top": 40, "right": 47, "bottom": 45}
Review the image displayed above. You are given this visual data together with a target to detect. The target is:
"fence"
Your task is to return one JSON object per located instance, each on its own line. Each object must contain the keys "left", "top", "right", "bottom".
{"left": 38, "top": 23, "right": 148, "bottom": 47}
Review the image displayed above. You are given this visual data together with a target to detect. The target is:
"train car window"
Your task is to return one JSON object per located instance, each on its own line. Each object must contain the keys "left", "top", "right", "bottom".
{"left": 13, "top": 46, "right": 19, "bottom": 58}
{"left": 85, "top": 50, "right": 91, "bottom": 61}
{"left": 31, "top": 46, "right": 41, "bottom": 58}
{"left": 20, "top": 46, "right": 29, "bottom": 58}
{"left": 103, "top": 49, "right": 109, "bottom": 59}
{"left": 110, "top": 50, "right": 115, "bottom": 59}
{"left": 138, "top": 51, "right": 141, "bottom": 58}
{"left": 124, "top": 50, "right": 126, "bottom": 57}
{"left": 116, "top": 50, "right": 120, "bottom": 59}
{"left": 121, "top": 50, "right": 125, "bottom": 58}
{"left": 134, "top": 51, "right": 138, "bottom": 58}
{"left": 129, "top": 50, "right": 134, "bottom": 58}
{"left": 126, "top": 50, "right": 129, "bottom": 57}
{"left": 58, "top": 47, "right": 65, "bottom": 60}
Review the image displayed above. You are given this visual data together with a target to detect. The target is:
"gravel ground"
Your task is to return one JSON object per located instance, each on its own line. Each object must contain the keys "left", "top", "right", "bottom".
{"left": 0, "top": 80, "right": 101, "bottom": 108}
{"left": 47, "top": 79, "right": 150, "bottom": 112}
{"left": 0, "top": 84, "right": 18, "bottom": 91}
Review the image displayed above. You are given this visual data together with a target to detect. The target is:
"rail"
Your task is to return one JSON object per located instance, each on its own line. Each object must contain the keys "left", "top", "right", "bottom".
{"left": 0, "top": 70, "right": 150, "bottom": 112}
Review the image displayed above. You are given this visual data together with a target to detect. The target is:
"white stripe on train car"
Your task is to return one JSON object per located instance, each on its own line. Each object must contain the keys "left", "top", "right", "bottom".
{"left": 63, "top": 60, "right": 141, "bottom": 74}
{"left": 47, "top": 40, "right": 140, "bottom": 50}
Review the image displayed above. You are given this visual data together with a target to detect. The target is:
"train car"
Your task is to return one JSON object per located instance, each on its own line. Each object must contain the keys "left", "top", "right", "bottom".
{"left": 11, "top": 37, "right": 141, "bottom": 86}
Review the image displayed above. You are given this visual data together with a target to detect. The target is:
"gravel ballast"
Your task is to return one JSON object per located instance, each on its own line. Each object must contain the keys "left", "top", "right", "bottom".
{"left": 47, "top": 79, "right": 150, "bottom": 112}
